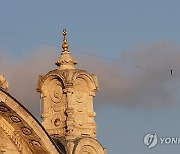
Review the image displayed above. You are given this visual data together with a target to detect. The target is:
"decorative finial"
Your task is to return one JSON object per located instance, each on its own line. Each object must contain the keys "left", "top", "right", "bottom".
{"left": 63, "top": 29, "right": 68, "bottom": 37}
{"left": 62, "top": 29, "right": 69, "bottom": 52}
{"left": 55, "top": 29, "right": 77, "bottom": 69}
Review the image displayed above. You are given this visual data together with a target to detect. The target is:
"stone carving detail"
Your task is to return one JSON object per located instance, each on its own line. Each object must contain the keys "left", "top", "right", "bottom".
{"left": 50, "top": 83, "right": 63, "bottom": 103}
{"left": 74, "top": 79, "right": 86, "bottom": 103}
{"left": 0, "top": 75, "right": 8, "bottom": 90}
{"left": 31, "top": 140, "right": 41, "bottom": 147}
{"left": 37, "top": 70, "right": 98, "bottom": 139}
{"left": 73, "top": 138, "right": 106, "bottom": 154}
{"left": 10, "top": 115, "right": 21, "bottom": 123}
{"left": 79, "top": 145, "right": 97, "bottom": 154}
{"left": 0, "top": 105, "right": 9, "bottom": 112}
{"left": 54, "top": 118, "right": 61, "bottom": 127}
{"left": 0, "top": 117, "right": 28, "bottom": 153}
{"left": 22, "top": 127, "right": 32, "bottom": 135}
{"left": 0, "top": 89, "right": 60, "bottom": 154}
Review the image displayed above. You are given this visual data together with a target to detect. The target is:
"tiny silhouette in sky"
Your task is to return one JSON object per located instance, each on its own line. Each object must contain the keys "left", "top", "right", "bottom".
{"left": 170, "top": 69, "right": 173, "bottom": 75}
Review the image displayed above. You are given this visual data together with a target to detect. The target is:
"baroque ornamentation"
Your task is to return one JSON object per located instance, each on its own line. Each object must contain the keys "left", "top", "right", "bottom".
{"left": 50, "top": 83, "right": 63, "bottom": 103}
{"left": 31, "top": 140, "right": 42, "bottom": 147}
{"left": 22, "top": 127, "right": 32, "bottom": 135}
{"left": 35, "top": 29, "right": 105, "bottom": 154}
{"left": 0, "top": 105, "right": 9, "bottom": 112}
{"left": 74, "top": 80, "right": 86, "bottom": 103}
{"left": 0, "top": 88, "right": 60, "bottom": 154}
{"left": 73, "top": 138, "right": 106, "bottom": 154}
{"left": 10, "top": 115, "right": 21, "bottom": 123}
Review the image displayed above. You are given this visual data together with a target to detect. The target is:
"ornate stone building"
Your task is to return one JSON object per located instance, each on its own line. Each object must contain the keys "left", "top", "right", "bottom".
{"left": 0, "top": 30, "right": 106, "bottom": 154}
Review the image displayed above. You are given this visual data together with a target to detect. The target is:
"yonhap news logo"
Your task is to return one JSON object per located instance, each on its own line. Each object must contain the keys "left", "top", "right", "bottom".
{"left": 144, "top": 132, "right": 180, "bottom": 149}
{"left": 144, "top": 133, "right": 158, "bottom": 149}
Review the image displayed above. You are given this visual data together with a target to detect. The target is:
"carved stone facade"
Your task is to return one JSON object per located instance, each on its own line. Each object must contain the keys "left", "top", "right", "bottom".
{"left": 37, "top": 69, "right": 98, "bottom": 140}
{"left": 0, "top": 87, "right": 60, "bottom": 154}
{"left": 0, "top": 30, "right": 106, "bottom": 154}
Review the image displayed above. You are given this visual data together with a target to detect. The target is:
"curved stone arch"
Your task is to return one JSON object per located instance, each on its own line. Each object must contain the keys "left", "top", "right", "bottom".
{"left": 73, "top": 137, "right": 105, "bottom": 154}
{"left": 38, "top": 73, "right": 66, "bottom": 117}
{"left": 37, "top": 71, "right": 66, "bottom": 94}
{"left": 40, "top": 75, "right": 65, "bottom": 101}
{"left": 0, "top": 89, "right": 61, "bottom": 154}
{"left": 72, "top": 71, "right": 99, "bottom": 95}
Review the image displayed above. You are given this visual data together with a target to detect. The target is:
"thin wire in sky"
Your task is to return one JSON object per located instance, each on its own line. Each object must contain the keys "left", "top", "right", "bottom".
{"left": 0, "top": 30, "right": 179, "bottom": 78}
{"left": 0, "top": 30, "right": 56, "bottom": 46}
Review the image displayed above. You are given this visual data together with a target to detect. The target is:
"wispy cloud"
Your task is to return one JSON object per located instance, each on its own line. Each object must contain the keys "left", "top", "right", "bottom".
{"left": 0, "top": 46, "right": 58, "bottom": 117}
{"left": 78, "top": 41, "right": 180, "bottom": 108}
{"left": 0, "top": 41, "right": 180, "bottom": 117}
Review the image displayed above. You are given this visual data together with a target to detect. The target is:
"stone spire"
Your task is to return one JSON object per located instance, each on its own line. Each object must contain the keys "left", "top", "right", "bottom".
{"left": 37, "top": 30, "right": 106, "bottom": 154}
{"left": 55, "top": 29, "right": 77, "bottom": 70}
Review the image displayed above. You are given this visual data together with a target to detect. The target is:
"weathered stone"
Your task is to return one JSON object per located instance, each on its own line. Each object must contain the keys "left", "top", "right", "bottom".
{"left": 0, "top": 75, "right": 8, "bottom": 90}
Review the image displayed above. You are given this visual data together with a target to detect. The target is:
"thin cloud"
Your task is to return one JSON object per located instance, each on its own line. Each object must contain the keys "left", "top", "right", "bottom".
{"left": 78, "top": 41, "right": 180, "bottom": 108}
{"left": 0, "top": 41, "right": 180, "bottom": 116}
{"left": 0, "top": 46, "right": 58, "bottom": 117}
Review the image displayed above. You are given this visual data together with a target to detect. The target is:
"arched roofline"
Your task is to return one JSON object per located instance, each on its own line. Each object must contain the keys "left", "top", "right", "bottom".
{"left": 0, "top": 88, "right": 61, "bottom": 154}
{"left": 72, "top": 71, "right": 99, "bottom": 92}
{"left": 37, "top": 69, "right": 66, "bottom": 93}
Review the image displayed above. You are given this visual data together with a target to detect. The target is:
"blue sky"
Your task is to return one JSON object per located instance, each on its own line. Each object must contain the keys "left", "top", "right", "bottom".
{"left": 1, "top": 1, "right": 180, "bottom": 153}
